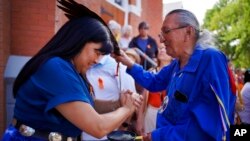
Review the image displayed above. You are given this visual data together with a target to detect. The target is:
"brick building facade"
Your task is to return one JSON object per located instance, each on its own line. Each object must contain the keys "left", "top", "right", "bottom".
{"left": 0, "top": 0, "right": 162, "bottom": 137}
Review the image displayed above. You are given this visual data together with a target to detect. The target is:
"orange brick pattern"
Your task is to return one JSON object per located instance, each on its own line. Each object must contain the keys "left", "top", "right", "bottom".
{"left": 11, "top": 0, "right": 55, "bottom": 56}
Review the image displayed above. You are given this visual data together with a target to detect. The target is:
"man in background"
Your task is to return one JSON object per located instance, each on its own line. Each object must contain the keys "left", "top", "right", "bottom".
{"left": 129, "top": 21, "right": 158, "bottom": 70}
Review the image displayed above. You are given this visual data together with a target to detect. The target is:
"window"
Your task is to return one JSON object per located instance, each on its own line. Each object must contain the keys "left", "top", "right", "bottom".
{"left": 106, "top": 0, "right": 141, "bottom": 17}
{"left": 114, "top": 0, "right": 123, "bottom": 6}
{"left": 106, "top": 0, "right": 127, "bottom": 11}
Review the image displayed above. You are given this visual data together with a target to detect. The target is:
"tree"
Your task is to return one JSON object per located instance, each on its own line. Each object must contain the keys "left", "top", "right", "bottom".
{"left": 203, "top": 0, "right": 250, "bottom": 68}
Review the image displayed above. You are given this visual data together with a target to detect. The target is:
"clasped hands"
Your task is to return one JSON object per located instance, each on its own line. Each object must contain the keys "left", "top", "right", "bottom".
{"left": 120, "top": 90, "right": 143, "bottom": 112}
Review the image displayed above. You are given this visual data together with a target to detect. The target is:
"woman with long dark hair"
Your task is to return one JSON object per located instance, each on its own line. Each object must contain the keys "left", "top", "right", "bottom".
{"left": 2, "top": 1, "right": 142, "bottom": 140}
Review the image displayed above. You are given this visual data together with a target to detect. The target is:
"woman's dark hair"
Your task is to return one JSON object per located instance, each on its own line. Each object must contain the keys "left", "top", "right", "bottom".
{"left": 244, "top": 69, "right": 250, "bottom": 83}
{"left": 13, "top": 17, "right": 113, "bottom": 97}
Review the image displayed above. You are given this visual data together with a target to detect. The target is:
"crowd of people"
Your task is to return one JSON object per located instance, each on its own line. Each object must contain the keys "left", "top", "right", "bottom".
{"left": 234, "top": 68, "right": 250, "bottom": 126}
{"left": 1, "top": 0, "right": 249, "bottom": 141}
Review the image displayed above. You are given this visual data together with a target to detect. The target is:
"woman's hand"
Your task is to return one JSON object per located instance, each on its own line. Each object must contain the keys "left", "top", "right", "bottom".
{"left": 131, "top": 92, "right": 143, "bottom": 110}
{"left": 120, "top": 90, "right": 143, "bottom": 112}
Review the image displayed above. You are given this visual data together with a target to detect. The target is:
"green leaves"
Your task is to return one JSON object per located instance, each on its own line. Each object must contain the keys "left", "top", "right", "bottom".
{"left": 203, "top": 0, "right": 250, "bottom": 68}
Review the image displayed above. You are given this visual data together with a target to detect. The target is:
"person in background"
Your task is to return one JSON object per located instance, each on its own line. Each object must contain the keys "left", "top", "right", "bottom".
{"left": 108, "top": 20, "right": 121, "bottom": 42}
{"left": 1, "top": 1, "right": 142, "bottom": 140}
{"left": 113, "top": 9, "right": 236, "bottom": 141}
{"left": 119, "top": 25, "right": 133, "bottom": 50}
{"left": 136, "top": 45, "right": 173, "bottom": 135}
{"left": 125, "top": 48, "right": 141, "bottom": 65}
{"left": 234, "top": 68, "right": 244, "bottom": 123}
{"left": 81, "top": 54, "right": 137, "bottom": 140}
{"left": 235, "top": 68, "right": 244, "bottom": 93}
{"left": 237, "top": 69, "right": 250, "bottom": 125}
{"left": 129, "top": 21, "right": 158, "bottom": 70}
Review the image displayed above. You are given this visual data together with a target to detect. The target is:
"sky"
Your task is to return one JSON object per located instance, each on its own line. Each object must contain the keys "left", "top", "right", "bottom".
{"left": 163, "top": 0, "right": 219, "bottom": 25}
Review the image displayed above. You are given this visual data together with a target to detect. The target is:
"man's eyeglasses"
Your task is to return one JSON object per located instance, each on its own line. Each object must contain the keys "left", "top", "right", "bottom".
{"left": 162, "top": 26, "right": 188, "bottom": 34}
{"left": 159, "top": 26, "right": 188, "bottom": 40}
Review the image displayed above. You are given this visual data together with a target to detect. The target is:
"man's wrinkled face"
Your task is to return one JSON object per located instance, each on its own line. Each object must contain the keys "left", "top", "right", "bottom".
{"left": 160, "top": 14, "right": 188, "bottom": 58}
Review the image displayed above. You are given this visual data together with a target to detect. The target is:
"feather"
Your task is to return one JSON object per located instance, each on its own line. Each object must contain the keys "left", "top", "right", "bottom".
{"left": 57, "top": 0, "right": 121, "bottom": 55}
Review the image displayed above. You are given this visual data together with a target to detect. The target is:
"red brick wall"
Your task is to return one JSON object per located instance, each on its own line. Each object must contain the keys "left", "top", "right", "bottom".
{"left": 101, "top": 1, "right": 125, "bottom": 25}
{"left": 0, "top": 0, "right": 56, "bottom": 137}
{"left": 0, "top": 0, "right": 11, "bottom": 136}
{"left": 11, "top": 0, "right": 55, "bottom": 56}
{"left": 142, "top": 0, "right": 163, "bottom": 45}
{"left": 55, "top": 0, "right": 102, "bottom": 31}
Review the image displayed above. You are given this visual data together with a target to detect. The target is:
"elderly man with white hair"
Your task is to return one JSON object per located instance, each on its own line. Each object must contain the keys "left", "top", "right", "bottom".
{"left": 119, "top": 25, "right": 133, "bottom": 50}
{"left": 108, "top": 20, "right": 121, "bottom": 42}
